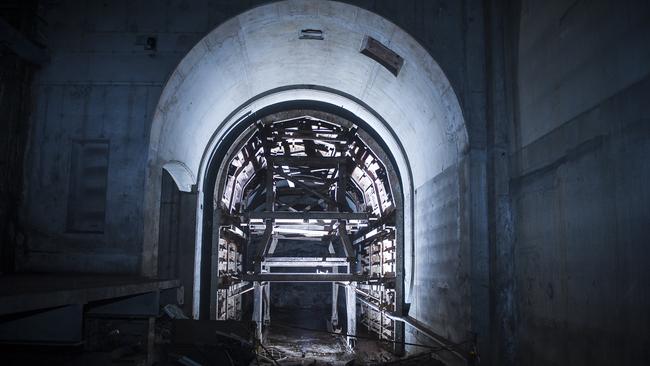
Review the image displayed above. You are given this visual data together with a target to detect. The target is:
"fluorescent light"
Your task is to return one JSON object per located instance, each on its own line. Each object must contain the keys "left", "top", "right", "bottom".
{"left": 273, "top": 227, "right": 329, "bottom": 237}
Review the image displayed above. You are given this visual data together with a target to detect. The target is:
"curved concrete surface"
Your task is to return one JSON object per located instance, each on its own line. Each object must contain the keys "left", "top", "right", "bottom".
{"left": 143, "top": 0, "right": 468, "bottom": 324}
{"left": 149, "top": 0, "right": 466, "bottom": 186}
{"left": 162, "top": 161, "right": 195, "bottom": 193}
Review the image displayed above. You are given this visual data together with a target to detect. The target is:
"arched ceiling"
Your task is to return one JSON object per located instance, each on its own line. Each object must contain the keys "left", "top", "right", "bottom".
{"left": 143, "top": 0, "right": 469, "bottom": 302}
{"left": 149, "top": 0, "right": 468, "bottom": 193}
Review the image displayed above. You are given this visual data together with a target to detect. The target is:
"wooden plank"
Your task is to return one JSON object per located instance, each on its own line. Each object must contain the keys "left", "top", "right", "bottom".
{"left": 360, "top": 36, "right": 403, "bottom": 76}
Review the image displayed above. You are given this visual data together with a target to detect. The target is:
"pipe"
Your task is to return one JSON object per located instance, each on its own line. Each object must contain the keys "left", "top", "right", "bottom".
{"left": 389, "top": 315, "right": 467, "bottom": 363}
{"left": 225, "top": 284, "right": 255, "bottom": 300}
{"left": 354, "top": 287, "right": 382, "bottom": 303}
{"left": 355, "top": 293, "right": 466, "bottom": 363}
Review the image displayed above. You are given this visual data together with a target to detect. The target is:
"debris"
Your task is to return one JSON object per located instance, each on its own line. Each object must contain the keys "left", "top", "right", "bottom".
{"left": 177, "top": 355, "right": 203, "bottom": 366}
{"left": 168, "top": 319, "right": 256, "bottom": 365}
{"left": 163, "top": 304, "right": 188, "bottom": 319}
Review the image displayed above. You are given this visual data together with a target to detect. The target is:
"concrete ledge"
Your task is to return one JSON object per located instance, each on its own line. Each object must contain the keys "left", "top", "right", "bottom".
{"left": 0, "top": 274, "right": 179, "bottom": 316}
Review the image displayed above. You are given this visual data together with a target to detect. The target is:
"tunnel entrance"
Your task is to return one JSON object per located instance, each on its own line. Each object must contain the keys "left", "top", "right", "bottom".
{"left": 145, "top": 1, "right": 470, "bottom": 362}
{"left": 206, "top": 108, "right": 403, "bottom": 360}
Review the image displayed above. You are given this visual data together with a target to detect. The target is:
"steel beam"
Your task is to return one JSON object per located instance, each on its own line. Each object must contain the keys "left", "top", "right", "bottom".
{"left": 351, "top": 148, "right": 387, "bottom": 217}
{"left": 346, "top": 282, "right": 357, "bottom": 348}
{"left": 242, "top": 273, "right": 368, "bottom": 282}
{"left": 245, "top": 211, "right": 370, "bottom": 220}
{"left": 252, "top": 282, "right": 263, "bottom": 342}
{"left": 263, "top": 283, "right": 270, "bottom": 325}
{"left": 274, "top": 169, "right": 336, "bottom": 207}
{"left": 263, "top": 261, "right": 347, "bottom": 268}
{"left": 274, "top": 235, "right": 324, "bottom": 242}
{"left": 250, "top": 223, "right": 334, "bottom": 232}
{"left": 210, "top": 209, "right": 222, "bottom": 320}
{"left": 272, "top": 156, "right": 348, "bottom": 167}
{"left": 265, "top": 161, "right": 274, "bottom": 211}
{"left": 331, "top": 266, "right": 339, "bottom": 327}
{"left": 336, "top": 161, "right": 347, "bottom": 207}
{"left": 254, "top": 222, "right": 273, "bottom": 270}
{"left": 331, "top": 284, "right": 339, "bottom": 327}
{"left": 267, "top": 236, "right": 279, "bottom": 255}
{"left": 263, "top": 257, "right": 348, "bottom": 264}
{"left": 338, "top": 222, "right": 356, "bottom": 262}
{"left": 273, "top": 136, "right": 345, "bottom": 144}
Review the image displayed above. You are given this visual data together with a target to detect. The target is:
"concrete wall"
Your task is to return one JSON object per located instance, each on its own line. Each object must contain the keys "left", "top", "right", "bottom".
{"left": 21, "top": 0, "right": 268, "bottom": 273}
{"left": 143, "top": 1, "right": 488, "bottom": 356}
{"left": 412, "top": 159, "right": 471, "bottom": 343}
{"left": 22, "top": 0, "right": 484, "bottom": 263}
{"left": 510, "top": 0, "right": 650, "bottom": 364}
{"left": 0, "top": 4, "right": 39, "bottom": 274}
{"left": 157, "top": 170, "right": 196, "bottom": 315}
{"left": 0, "top": 48, "right": 34, "bottom": 274}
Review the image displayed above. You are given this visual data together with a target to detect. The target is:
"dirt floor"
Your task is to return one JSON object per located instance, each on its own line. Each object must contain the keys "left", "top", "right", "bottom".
{"left": 259, "top": 308, "right": 398, "bottom": 365}
{"left": 0, "top": 307, "right": 445, "bottom": 366}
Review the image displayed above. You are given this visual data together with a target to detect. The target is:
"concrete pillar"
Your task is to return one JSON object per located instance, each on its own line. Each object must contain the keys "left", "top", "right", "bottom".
{"left": 346, "top": 281, "right": 357, "bottom": 348}
{"left": 252, "top": 281, "right": 263, "bottom": 342}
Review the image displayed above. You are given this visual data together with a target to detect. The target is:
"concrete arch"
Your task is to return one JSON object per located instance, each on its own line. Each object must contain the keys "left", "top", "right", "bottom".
{"left": 162, "top": 161, "right": 195, "bottom": 193}
{"left": 143, "top": 0, "right": 469, "bottom": 331}
{"left": 197, "top": 93, "right": 411, "bottom": 321}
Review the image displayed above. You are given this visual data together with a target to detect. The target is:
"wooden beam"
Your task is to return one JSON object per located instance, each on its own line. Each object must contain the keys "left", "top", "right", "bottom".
{"left": 360, "top": 36, "right": 403, "bottom": 76}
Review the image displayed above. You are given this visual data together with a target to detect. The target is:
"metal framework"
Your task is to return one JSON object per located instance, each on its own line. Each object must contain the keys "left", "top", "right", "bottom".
{"left": 214, "top": 114, "right": 399, "bottom": 350}
{"left": 216, "top": 227, "right": 245, "bottom": 320}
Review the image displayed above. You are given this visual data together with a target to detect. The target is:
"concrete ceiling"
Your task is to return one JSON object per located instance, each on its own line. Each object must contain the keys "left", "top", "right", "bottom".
{"left": 148, "top": 0, "right": 467, "bottom": 192}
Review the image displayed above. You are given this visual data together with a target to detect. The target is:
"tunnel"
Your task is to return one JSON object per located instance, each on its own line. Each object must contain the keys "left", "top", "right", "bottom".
{"left": 208, "top": 106, "right": 403, "bottom": 359}
{"left": 3, "top": 0, "right": 649, "bottom": 365}
{"left": 145, "top": 1, "right": 468, "bottom": 363}
{"left": 143, "top": 3, "right": 467, "bottom": 360}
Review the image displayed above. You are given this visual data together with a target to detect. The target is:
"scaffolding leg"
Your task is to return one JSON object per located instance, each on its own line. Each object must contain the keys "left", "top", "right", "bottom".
{"left": 263, "top": 283, "right": 271, "bottom": 325}
{"left": 252, "top": 281, "right": 263, "bottom": 342}
{"left": 331, "top": 283, "right": 339, "bottom": 327}
{"left": 331, "top": 264, "right": 339, "bottom": 327}
{"left": 346, "top": 281, "right": 357, "bottom": 348}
